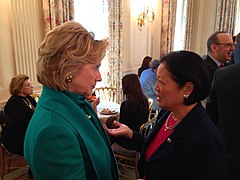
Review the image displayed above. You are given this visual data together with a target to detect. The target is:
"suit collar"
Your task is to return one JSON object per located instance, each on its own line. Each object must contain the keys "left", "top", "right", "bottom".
{"left": 208, "top": 54, "right": 222, "bottom": 67}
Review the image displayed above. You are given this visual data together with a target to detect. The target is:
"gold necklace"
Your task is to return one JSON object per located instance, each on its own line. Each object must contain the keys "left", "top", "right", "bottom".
{"left": 22, "top": 98, "right": 35, "bottom": 111}
{"left": 164, "top": 112, "right": 181, "bottom": 131}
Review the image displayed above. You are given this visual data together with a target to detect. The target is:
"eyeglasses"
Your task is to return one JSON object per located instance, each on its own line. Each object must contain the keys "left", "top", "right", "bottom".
{"left": 213, "top": 43, "right": 236, "bottom": 48}
{"left": 23, "top": 83, "right": 33, "bottom": 88}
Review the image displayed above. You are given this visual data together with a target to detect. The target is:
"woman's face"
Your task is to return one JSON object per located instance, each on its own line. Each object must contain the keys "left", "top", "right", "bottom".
{"left": 21, "top": 79, "right": 34, "bottom": 96}
{"left": 155, "top": 63, "right": 186, "bottom": 111}
{"left": 67, "top": 61, "right": 102, "bottom": 96}
{"left": 148, "top": 60, "right": 152, "bottom": 67}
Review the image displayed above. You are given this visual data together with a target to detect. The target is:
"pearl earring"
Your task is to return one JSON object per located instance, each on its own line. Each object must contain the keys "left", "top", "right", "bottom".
{"left": 66, "top": 75, "right": 73, "bottom": 82}
{"left": 183, "top": 94, "right": 189, "bottom": 99}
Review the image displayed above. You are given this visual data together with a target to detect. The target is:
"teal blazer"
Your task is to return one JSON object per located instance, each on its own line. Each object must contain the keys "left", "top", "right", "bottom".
{"left": 24, "top": 86, "right": 119, "bottom": 180}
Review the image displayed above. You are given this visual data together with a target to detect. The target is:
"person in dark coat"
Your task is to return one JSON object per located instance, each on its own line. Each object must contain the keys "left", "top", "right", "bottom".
{"left": 104, "top": 51, "right": 226, "bottom": 180}
{"left": 206, "top": 62, "right": 240, "bottom": 180}
{"left": 204, "top": 31, "right": 235, "bottom": 82}
{"left": 1, "top": 74, "right": 36, "bottom": 156}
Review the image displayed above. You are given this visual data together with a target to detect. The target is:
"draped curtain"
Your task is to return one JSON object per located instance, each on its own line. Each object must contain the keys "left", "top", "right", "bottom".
{"left": 42, "top": 0, "right": 74, "bottom": 34}
{"left": 160, "top": 0, "right": 177, "bottom": 57}
{"left": 184, "top": 0, "right": 193, "bottom": 50}
{"left": 108, "top": 0, "right": 123, "bottom": 103}
{"left": 215, "top": 0, "right": 237, "bottom": 35}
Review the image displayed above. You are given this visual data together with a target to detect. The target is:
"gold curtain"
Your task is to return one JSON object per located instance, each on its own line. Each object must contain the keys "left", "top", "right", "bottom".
{"left": 215, "top": 0, "right": 237, "bottom": 35}
{"left": 160, "top": 0, "right": 177, "bottom": 57}
{"left": 108, "top": 0, "right": 123, "bottom": 103}
{"left": 42, "top": 0, "right": 74, "bottom": 34}
{"left": 184, "top": 0, "right": 193, "bottom": 50}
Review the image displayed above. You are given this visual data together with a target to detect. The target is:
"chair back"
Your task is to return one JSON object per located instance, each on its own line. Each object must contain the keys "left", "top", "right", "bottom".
{"left": 111, "top": 143, "right": 140, "bottom": 179}
{"left": 140, "top": 109, "right": 158, "bottom": 137}
{"left": 95, "top": 87, "right": 117, "bottom": 102}
{"left": 148, "top": 98, "right": 154, "bottom": 119}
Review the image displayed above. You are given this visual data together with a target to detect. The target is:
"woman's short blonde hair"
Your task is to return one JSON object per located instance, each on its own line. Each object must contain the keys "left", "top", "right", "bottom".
{"left": 9, "top": 74, "right": 29, "bottom": 95}
{"left": 37, "top": 21, "right": 108, "bottom": 90}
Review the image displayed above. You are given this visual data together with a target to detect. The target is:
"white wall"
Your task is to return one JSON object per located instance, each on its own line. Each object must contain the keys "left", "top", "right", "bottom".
{"left": 190, "top": 0, "right": 218, "bottom": 56}
{"left": 0, "top": 0, "right": 15, "bottom": 91}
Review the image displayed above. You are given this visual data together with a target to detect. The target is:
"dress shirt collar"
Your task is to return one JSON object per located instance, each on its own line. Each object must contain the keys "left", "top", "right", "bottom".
{"left": 208, "top": 54, "right": 222, "bottom": 67}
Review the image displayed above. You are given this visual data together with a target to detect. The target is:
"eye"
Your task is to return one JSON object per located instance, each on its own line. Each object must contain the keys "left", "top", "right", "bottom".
{"left": 95, "top": 63, "right": 101, "bottom": 70}
{"left": 158, "top": 79, "right": 166, "bottom": 85}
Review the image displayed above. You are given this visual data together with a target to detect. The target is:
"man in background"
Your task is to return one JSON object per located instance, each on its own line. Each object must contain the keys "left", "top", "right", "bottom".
{"left": 206, "top": 62, "right": 240, "bottom": 180}
{"left": 140, "top": 59, "right": 160, "bottom": 111}
{"left": 204, "top": 31, "right": 235, "bottom": 81}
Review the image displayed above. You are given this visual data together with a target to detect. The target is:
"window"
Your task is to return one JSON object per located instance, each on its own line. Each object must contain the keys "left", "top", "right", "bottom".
{"left": 174, "top": 0, "right": 188, "bottom": 51}
{"left": 234, "top": 0, "right": 240, "bottom": 35}
{"left": 74, "top": 0, "right": 109, "bottom": 87}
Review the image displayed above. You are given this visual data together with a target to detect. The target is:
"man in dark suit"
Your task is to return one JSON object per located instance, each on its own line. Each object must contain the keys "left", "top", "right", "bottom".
{"left": 206, "top": 62, "right": 240, "bottom": 180}
{"left": 204, "top": 31, "right": 235, "bottom": 81}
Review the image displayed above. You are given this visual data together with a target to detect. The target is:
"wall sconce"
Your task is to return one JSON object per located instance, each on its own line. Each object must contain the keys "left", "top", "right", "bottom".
{"left": 137, "top": 7, "right": 155, "bottom": 31}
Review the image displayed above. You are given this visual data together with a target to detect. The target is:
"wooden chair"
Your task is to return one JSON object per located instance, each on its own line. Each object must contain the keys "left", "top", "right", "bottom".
{"left": 140, "top": 109, "right": 159, "bottom": 137}
{"left": 0, "top": 143, "right": 26, "bottom": 180}
{"left": 94, "top": 87, "right": 117, "bottom": 102}
{"left": 112, "top": 143, "right": 140, "bottom": 179}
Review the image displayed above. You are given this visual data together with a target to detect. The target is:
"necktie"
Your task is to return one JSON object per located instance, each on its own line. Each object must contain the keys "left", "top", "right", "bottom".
{"left": 219, "top": 63, "right": 224, "bottom": 68}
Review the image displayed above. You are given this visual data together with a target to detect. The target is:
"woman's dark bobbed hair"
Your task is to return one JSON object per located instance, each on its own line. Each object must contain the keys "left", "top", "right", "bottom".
{"left": 160, "top": 50, "right": 211, "bottom": 105}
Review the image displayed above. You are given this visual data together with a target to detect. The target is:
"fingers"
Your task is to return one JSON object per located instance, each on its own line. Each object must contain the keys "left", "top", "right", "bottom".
{"left": 112, "top": 120, "right": 121, "bottom": 127}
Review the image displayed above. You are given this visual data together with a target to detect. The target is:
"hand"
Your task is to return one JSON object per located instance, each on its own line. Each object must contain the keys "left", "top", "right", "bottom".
{"left": 103, "top": 121, "right": 133, "bottom": 139}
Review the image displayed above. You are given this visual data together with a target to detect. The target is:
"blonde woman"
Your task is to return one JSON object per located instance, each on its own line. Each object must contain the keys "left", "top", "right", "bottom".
{"left": 24, "top": 21, "right": 118, "bottom": 179}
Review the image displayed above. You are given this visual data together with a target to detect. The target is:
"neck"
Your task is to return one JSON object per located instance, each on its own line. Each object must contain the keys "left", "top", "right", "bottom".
{"left": 18, "top": 92, "right": 28, "bottom": 97}
{"left": 172, "top": 103, "right": 197, "bottom": 122}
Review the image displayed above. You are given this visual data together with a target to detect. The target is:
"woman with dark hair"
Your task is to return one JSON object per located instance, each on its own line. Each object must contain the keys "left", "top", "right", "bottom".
{"left": 138, "top": 56, "right": 152, "bottom": 78}
{"left": 120, "top": 74, "right": 149, "bottom": 131}
{"left": 104, "top": 51, "right": 226, "bottom": 180}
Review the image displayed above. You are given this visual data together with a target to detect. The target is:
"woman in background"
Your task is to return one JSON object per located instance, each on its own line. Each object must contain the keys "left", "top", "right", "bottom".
{"left": 1, "top": 74, "right": 36, "bottom": 156}
{"left": 24, "top": 21, "right": 118, "bottom": 179}
{"left": 1, "top": 74, "right": 36, "bottom": 179}
{"left": 120, "top": 73, "right": 149, "bottom": 131}
{"left": 138, "top": 56, "right": 152, "bottom": 78}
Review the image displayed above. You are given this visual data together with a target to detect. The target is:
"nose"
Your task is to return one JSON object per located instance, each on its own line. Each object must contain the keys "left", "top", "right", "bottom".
{"left": 96, "top": 71, "right": 102, "bottom": 82}
{"left": 154, "top": 82, "right": 159, "bottom": 93}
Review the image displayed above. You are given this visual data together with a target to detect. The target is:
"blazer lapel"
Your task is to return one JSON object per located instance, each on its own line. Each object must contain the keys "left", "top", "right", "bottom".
{"left": 144, "top": 103, "right": 203, "bottom": 163}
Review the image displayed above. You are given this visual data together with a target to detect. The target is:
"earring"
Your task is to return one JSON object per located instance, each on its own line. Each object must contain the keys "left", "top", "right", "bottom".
{"left": 183, "top": 94, "right": 189, "bottom": 99}
{"left": 66, "top": 75, "right": 73, "bottom": 82}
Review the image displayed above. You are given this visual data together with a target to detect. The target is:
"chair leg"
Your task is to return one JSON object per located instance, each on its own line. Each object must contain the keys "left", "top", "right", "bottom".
{"left": 0, "top": 146, "right": 5, "bottom": 180}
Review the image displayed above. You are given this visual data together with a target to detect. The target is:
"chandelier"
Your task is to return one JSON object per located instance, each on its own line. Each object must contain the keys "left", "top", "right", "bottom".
{"left": 137, "top": 7, "right": 155, "bottom": 31}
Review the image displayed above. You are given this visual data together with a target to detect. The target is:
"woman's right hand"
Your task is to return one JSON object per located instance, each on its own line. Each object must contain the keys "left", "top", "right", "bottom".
{"left": 103, "top": 121, "right": 133, "bottom": 139}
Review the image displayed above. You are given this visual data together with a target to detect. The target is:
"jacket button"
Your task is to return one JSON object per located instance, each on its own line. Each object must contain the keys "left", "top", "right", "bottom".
{"left": 167, "top": 138, "right": 171, "bottom": 143}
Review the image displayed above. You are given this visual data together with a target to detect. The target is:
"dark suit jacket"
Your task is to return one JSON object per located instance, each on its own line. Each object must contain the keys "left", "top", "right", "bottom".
{"left": 206, "top": 63, "right": 240, "bottom": 180}
{"left": 128, "top": 103, "right": 226, "bottom": 180}
{"left": 204, "top": 55, "right": 230, "bottom": 82}
{"left": 204, "top": 55, "right": 220, "bottom": 83}
{"left": 1, "top": 95, "right": 36, "bottom": 155}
